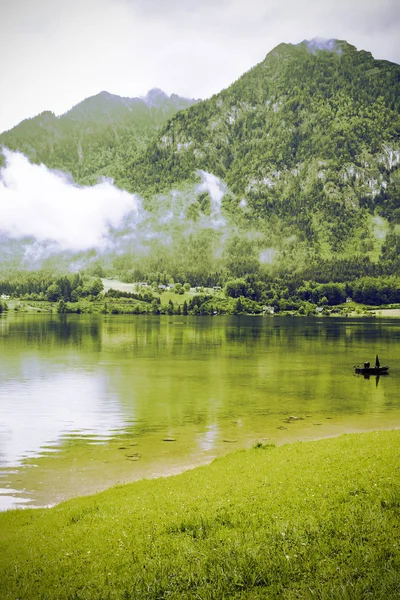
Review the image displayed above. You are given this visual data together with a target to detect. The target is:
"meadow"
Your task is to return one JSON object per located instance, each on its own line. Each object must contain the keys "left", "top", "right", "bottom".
{"left": 1, "top": 430, "right": 399, "bottom": 599}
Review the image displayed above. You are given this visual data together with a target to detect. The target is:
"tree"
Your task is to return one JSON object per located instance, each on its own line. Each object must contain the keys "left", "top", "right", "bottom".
{"left": 57, "top": 298, "right": 67, "bottom": 313}
{"left": 46, "top": 284, "right": 61, "bottom": 302}
{"left": 151, "top": 299, "right": 160, "bottom": 314}
{"left": 225, "top": 279, "right": 248, "bottom": 298}
{"left": 234, "top": 297, "right": 245, "bottom": 314}
{"left": 90, "top": 278, "right": 104, "bottom": 296}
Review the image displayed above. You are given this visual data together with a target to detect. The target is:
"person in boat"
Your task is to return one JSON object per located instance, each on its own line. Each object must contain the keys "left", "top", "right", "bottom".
{"left": 376, "top": 355, "right": 380, "bottom": 368}
{"left": 364, "top": 361, "right": 370, "bottom": 369}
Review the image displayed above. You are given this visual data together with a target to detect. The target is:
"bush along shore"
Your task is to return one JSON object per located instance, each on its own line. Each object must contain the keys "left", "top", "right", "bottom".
{"left": 1, "top": 430, "right": 400, "bottom": 599}
{"left": 3, "top": 274, "right": 400, "bottom": 317}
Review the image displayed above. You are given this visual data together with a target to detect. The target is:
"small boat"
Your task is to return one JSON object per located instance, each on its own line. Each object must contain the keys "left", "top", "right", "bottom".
{"left": 354, "top": 365, "right": 389, "bottom": 375}
{"left": 354, "top": 355, "right": 389, "bottom": 375}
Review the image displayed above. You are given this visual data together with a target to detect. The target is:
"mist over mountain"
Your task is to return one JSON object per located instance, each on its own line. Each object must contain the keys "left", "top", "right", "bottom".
{"left": 1, "top": 39, "right": 400, "bottom": 283}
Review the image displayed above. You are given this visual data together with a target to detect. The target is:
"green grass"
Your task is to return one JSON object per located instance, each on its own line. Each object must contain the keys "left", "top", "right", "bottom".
{"left": 1, "top": 431, "right": 400, "bottom": 599}
{"left": 159, "top": 290, "right": 196, "bottom": 305}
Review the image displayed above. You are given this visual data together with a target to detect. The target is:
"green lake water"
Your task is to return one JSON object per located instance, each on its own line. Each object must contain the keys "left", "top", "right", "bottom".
{"left": 0, "top": 314, "right": 399, "bottom": 510}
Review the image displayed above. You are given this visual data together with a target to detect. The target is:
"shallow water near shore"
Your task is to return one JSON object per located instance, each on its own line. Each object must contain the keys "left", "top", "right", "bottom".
{"left": 0, "top": 313, "right": 399, "bottom": 510}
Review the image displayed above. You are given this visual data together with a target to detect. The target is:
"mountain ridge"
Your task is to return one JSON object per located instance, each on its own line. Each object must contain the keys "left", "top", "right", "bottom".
{"left": 0, "top": 89, "right": 200, "bottom": 133}
{"left": 0, "top": 89, "right": 200, "bottom": 187}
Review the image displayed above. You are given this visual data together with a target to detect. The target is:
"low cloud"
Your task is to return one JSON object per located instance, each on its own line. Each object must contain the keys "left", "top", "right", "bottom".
{"left": 0, "top": 148, "right": 278, "bottom": 274}
{"left": 0, "top": 148, "right": 142, "bottom": 251}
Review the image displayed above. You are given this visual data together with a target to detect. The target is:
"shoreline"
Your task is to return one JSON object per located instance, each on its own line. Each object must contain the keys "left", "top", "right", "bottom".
{"left": 3, "top": 424, "right": 400, "bottom": 514}
{"left": 3, "top": 304, "right": 400, "bottom": 318}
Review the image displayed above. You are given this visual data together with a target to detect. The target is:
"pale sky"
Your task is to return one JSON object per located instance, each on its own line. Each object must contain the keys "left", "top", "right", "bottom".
{"left": 0, "top": 0, "right": 399, "bottom": 133}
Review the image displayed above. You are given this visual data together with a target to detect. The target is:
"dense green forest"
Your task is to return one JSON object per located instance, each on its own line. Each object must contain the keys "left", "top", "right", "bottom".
{"left": 0, "top": 39, "right": 399, "bottom": 285}
{"left": 0, "top": 89, "right": 198, "bottom": 188}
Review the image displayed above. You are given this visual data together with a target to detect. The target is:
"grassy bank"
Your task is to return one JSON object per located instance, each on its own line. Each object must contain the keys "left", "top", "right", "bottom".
{"left": 1, "top": 431, "right": 400, "bottom": 599}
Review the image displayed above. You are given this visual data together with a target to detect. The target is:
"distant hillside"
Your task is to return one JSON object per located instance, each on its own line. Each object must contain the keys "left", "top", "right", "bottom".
{"left": 0, "top": 89, "right": 199, "bottom": 187}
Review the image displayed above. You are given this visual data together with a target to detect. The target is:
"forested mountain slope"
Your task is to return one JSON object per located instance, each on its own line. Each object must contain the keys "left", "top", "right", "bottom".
{"left": 0, "top": 89, "right": 199, "bottom": 187}
{"left": 128, "top": 40, "right": 400, "bottom": 259}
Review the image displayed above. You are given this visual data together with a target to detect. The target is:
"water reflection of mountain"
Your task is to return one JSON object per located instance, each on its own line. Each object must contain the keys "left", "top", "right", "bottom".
{"left": 100, "top": 315, "right": 400, "bottom": 357}
{"left": 0, "top": 314, "right": 102, "bottom": 351}
{"left": 1, "top": 315, "right": 399, "bottom": 358}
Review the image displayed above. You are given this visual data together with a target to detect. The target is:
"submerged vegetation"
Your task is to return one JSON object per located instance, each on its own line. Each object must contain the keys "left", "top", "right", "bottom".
{"left": 1, "top": 430, "right": 399, "bottom": 599}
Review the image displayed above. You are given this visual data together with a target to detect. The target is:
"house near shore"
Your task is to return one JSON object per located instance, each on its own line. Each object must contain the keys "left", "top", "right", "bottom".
{"left": 263, "top": 305, "right": 274, "bottom": 315}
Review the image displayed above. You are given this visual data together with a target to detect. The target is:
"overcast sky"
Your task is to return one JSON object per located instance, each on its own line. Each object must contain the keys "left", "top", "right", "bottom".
{"left": 0, "top": 0, "right": 399, "bottom": 133}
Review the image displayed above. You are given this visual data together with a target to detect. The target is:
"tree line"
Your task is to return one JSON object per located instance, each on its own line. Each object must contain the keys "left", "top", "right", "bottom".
{"left": 0, "top": 272, "right": 104, "bottom": 302}
{"left": 1, "top": 271, "right": 399, "bottom": 315}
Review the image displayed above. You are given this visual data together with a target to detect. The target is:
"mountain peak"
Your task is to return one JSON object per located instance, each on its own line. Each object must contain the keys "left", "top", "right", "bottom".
{"left": 98, "top": 90, "right": 114, "bottom": 98}
{"left": 143, "top": 88, "right": 169, "bottom": 107}
{"left": 296, "top": 38, "right": 360, "bottom": 56}
{"left": 264, "top": 39, "right": 364, "bottom": 65}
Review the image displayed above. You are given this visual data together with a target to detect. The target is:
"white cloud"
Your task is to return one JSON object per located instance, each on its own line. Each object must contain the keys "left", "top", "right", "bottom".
{"left": 0, "top": 149, "right": 141, "bottom": 251}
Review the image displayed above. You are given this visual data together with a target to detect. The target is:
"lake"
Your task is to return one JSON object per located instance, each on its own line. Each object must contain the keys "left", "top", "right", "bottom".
{"left": 1, "top": 314, "right": 399, "bottom": 511}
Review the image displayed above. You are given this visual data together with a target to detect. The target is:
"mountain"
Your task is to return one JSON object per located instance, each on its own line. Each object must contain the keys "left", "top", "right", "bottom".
{"left": 1, "top": 40, "right": 400, "bottom": 282}
{"left": 0, "top": 90, "right": 199, "bottom": 188}
{"left": 127, "top": 39, "right": 400, "bottom": 261}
